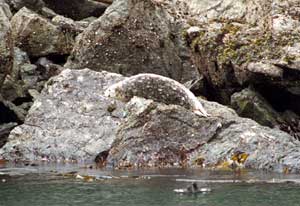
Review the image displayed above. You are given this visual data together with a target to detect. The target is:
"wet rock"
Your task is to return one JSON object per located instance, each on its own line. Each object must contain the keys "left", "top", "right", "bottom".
{"left": 0, "top": 69, "right": 125, "bottom": 162}
{"left": 65, "top": 0, "right": 198, "bottom": 83}
{"left": 11, "top": 7, "right": 77, "bottom": 57}
{"left": 0, "top": 1, "right": 13, "bottom": 89}
{"left": 43, "top": 0, "right": 108, "bottom": 21}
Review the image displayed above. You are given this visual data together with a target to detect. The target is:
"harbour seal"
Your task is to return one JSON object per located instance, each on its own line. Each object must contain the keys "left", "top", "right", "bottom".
{"left": 104, "top": 73, "right": 209, "bottom": 117}
{"left": 174, "top": 182, "right": 211, "bottom": 194}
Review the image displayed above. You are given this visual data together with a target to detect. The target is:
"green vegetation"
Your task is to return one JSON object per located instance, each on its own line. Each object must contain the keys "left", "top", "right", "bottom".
{"left": 184, "top": 21, "right": 300, "bottom": 66}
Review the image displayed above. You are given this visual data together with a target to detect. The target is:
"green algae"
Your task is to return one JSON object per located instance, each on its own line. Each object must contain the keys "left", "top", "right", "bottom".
{"left": 184, "top": 21, "right": 300, "bottom": 66}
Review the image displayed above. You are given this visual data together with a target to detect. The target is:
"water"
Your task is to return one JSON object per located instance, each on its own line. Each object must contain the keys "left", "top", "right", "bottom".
{"left": 1, "top": 165, "right": 300, "bottom": 206}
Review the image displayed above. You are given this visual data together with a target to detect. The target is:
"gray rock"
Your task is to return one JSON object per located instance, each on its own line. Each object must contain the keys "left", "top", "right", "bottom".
{"left": 107, "top": 96, "right": 300, "bottom": 173}
{"left": 1, "top": 68, "right": 300, "bottom": 173}
{"left": 1, "top": 47, "right": 28, "bottom": 101}
{"left": 231, "top": 88, "right": 282, "bottom": 128}
{"left": 2, "top": 47, "right": 63, "bottom": 109}
{"left": 11, "top": 7, "right": 77, "bottom": 57}
{"left": 0, "top": 69, "right": 125, "bottom": 162}
{"left": 107, "top": 96, "right": 223, "bottom": 168}
{"left": 184, "top": 7, "right": 300, "bottom": 133}
{"left": 65, "top": 0, "right": 198, "bottom": 83}
{"left": 0, "top": 123, "right": 17, "bottom": 148}
{"left": 0, "top": 2, "right": 13, "bottom": 89}
{"left": 0, "top": 0, "right": 12, "bottom": 18}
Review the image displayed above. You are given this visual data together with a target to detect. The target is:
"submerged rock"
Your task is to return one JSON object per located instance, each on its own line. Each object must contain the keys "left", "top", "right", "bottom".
{"left": 65, "top": 0, "right": 198, "bottom": 82}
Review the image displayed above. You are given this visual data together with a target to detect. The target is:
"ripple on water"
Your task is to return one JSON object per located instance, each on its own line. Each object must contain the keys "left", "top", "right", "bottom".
{"left": 1, "top": 166, "right": 300, "bottom": 206}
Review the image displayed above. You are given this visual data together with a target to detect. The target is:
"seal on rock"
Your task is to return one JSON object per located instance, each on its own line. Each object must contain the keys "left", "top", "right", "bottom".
{"left": 104, "top": 73, "right": 209, "bottom": 117}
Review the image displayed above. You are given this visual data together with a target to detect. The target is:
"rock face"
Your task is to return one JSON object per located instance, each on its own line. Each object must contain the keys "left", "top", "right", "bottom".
{"left": 198, "top": 99, "right": 300, "bottom": 173}
{"left": 2, "top": 69, "right": 300, "bottom": 173}
{"left": 0, "top": 69, "right": 125, "bottom": 162}
{"left": 65, "top": 0, "right": 198, "bottom": 82}
{"left": 11, "top": 7, "right": 77, "bottom": 57}
{"left": 107, "top": 97, "right": 223, "bottom": 168}
{"left": 0, "top": 1, "right": 13, "bottom": 89}
{"left": 231, "top": 88, "right": 282, "bottom": 128}
{"left": 183, "top": 0, "right": 300, "bottom": 135}
{"left": 108, "top": 96, "right": 300, "bottom": 173}
{"left": 232, "top": 88, "right": 300, "bottom": 140}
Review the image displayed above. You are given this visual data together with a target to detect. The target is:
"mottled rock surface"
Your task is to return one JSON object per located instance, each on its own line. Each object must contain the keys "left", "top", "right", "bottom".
{"left": 65, "top": 0, "right": 198, "bottom": 82}
{"left": 1, "top": 69, "right": 300, "bottom": 173}
{"left": 0, "top": 69, "right": 125, "bottom": 162}
{"left": 184, "top": 0, "right": 300, "bottom": 135}
{"left": 108, "top": 96, "right": 300, "bottom": 173}
{"left": 231, "top": 88, "right": 282, "bottom": 128}
{"left": 107, "top": 97, "right": 223, "bottom": 168}
{"left": 11, "top": 7, "right": 77, "bottom": 57}
{"left": 0, "top": 1, "right": 13, "bottom": 89}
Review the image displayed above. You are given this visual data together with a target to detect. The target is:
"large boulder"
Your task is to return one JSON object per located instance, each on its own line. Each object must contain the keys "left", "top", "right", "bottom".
{"left": 0, "top": 69, "right": 125, "bottom": 162}
{"left": 107, "top": 96, "right": 300, "bottom": 173}
{"left": 11, "top": 7, "right": 78, "bottom": 57}
{"left": 107, "top": 97, "right": 224, "bottom": 168}
{"left": 65, "top": 0, "right": 198, "bottom": 83}
{"left": 1, "top": 68, "right": 300, "bottom": 173}
{"left": 0, "top": 1, "right": 13, "bottom": 89}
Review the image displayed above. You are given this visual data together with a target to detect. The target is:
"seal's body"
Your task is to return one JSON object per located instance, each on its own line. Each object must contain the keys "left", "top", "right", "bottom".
{"left": 104, "top": 73, "right": 209, "bottom": 117}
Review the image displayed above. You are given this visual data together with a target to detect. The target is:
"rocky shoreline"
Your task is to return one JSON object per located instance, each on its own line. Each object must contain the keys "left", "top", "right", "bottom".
{"left": 0, "top": 0, "right": 300, "bottom": 173}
